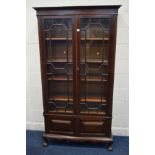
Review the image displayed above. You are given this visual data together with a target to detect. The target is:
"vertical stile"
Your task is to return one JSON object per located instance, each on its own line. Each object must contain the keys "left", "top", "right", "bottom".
{"left": 84, "top": 30, "right": 87, "bottom": 113}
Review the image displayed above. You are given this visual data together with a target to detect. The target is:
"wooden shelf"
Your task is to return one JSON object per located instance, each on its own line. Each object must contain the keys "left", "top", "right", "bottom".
{"left": 48, "top": 76, "right": 73, "bottom": 81}
{"left": 49, "top": 96, "right": 106, "bottom": 103}
{"left": 49, "top": 109, "right": 73, "bottom": 113}
{"left": 81, "top": 77, "right": 107, "bottom": 82}
{"left": 47, "top": 59, "right": 108, "bottom": 64}
{"left": 47, "top": 76, "right": 107, "bottom": 82}
{"left": 49, "top": 96, "right": 73, "bottom": 102}
{"left": 80, "top": 110, "right": 106, "bottom": 115}
{"left": 81, "top": 38, "right": 109, "bottom": 41}
{"left": 44, "top": 29, "right": 72, "bottom": 32}
{"left": 46, "top": 38, "right": 72, "bottom": 40}
{"left": 45, "top": 38, "right": 109, "bottom": 41}
{"left": 47, "top": 59, "right": 72, "bottom": 63}
{"left": 81, "top": 97, "right": 106, "bottom": 103}
{"left": 81, "top": 59, "right": 108, "bottom": 64}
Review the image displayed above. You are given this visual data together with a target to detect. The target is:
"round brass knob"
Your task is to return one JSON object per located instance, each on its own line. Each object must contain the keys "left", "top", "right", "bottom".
{"left": 96, "top": 51, "right": 100, "bottom": 55}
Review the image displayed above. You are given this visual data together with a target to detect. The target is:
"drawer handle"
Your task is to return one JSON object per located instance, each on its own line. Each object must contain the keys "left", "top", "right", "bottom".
{"left": 82, "top": 121, "right": 104, "bottom": 126}
{"left": 51, "top": 120, "right": 71, "bottom": 124}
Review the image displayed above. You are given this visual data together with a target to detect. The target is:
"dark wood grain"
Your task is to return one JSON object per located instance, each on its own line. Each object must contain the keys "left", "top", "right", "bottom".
{"left": 33, "top": 5, "right": 121, "bottom": 10}
{"left": 43, "top": 133, "right": 113, "bottom": 142}
{"left": 34, "top": 5, "right": 120, "bottom": 150}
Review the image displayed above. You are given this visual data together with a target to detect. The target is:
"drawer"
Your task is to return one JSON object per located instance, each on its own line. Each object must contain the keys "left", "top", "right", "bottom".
{"left": 79, "top": 116, "right": 111, "bottom": 137}
{"left": 45, "top": 114, "right": 75, "bottom": 135}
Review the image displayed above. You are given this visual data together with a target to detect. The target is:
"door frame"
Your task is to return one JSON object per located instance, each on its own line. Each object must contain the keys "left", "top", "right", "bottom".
{"left": 38, "top": 15, "right": 77, "bottom": 114}
{"left": 75, "top": 15, "right": 115, "bottom": 116}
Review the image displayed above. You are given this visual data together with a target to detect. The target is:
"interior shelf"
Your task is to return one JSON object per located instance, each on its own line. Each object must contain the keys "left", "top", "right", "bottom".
{"left": 44, "top": 29, "right": 72, "bottom": 31}
{"left": 47, "top": 76, "right": 107, "bottom": 82}
{"left": 47, "top": 59, "right": 72, "bottom": 63}
{"left": 47, "top": 59, "right": 108, "bottom": 64}
{"left": 80, "top": 59, "right": 108, "bottom": 64}
{"left": 48, "top": 76, "right": 73, "bottom": 81}
{"left": 49, "top": 105, "right": 106, "bottom": 115}
{"left": 80, "top": 110, "right": 106, "bottom": 115}
{"left": 80, "top": 97, "right": 106, "bottom": 103}
{"left": 49, "top": 96, "right": 73, "bottom": 102}
{"left": 45, "top": 38, "right": 72, "bottom": 40}
{"left": 49, "top": 109, "right": 73, "bottom": 113}
{"left": 81, "top": 38, "right": 109, "bottom": 41}
{"left": 45, "top": 38, "right": 109, "bottom": 41}
{"left": 49, "top": 96, "right": 106, "bottom": 103}
{"left": 81, "top": 77, "right": 107, "bottom": 82}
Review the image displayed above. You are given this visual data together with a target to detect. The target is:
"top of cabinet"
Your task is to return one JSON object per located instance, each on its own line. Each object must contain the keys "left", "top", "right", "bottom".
{"left": 33, "top": 5, "right": 121, "bottom": 16}
{"left": 33, "top": 5, "right": 121, "bottom": 10}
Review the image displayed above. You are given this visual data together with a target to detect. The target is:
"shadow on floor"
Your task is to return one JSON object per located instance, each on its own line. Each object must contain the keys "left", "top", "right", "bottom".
{"left": 26, "top": 130, "right": 129, "bottom": 155}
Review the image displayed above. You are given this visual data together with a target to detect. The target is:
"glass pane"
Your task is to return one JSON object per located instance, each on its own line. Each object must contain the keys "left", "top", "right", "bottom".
{"left": 79, "top": 18, "right": 111, "bottom": 115}
{"left": 44, "top": 18, "right": 74, "bottom": 113}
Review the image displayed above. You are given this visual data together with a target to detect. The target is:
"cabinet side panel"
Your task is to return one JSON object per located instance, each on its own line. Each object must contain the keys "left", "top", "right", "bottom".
{"left": 37, "top": 16, "right": 48, "bottom": 114}
{"left": 107, "top": 14, "right": 118, "bottom": 117}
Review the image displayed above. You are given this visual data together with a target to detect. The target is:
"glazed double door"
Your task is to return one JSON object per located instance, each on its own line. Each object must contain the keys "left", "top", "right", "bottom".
{"left": 43, "top": 15, "right": 113, "bottom": 118}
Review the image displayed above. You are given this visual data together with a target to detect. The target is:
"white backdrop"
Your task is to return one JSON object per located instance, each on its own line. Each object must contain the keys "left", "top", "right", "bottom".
{"left": 26, "top": 0, "right": 129, "bottom": 136}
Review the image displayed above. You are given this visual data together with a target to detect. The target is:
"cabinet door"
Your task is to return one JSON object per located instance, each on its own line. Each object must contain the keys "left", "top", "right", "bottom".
{"left": 78, "top": 16, "right": 112, "bottom": 115}
{"left": 42, "top": 16, "right": 76, "bottom": 114}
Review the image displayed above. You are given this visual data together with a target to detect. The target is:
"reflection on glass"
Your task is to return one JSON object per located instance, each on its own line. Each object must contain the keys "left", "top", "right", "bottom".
{"left": 44, "top": 18, "right": 73, "bottom": 113}
{"left": 80, "top": 18, "right": 111, "bottom": 115}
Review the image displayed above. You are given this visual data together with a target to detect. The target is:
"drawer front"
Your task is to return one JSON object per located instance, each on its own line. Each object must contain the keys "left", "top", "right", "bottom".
{"left": 79, "top": 116, "right": 111, "bottom": 137}
{"left": 45, "top": 114, "right": 76, "bottom": 135}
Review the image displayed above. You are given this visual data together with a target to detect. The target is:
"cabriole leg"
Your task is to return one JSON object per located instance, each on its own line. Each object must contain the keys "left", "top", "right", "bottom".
{"left": 43, "top": 137, "right": 48, "bottom": 147}
{"left": 107, "top": 142, "right": 113, "bottom": 151}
